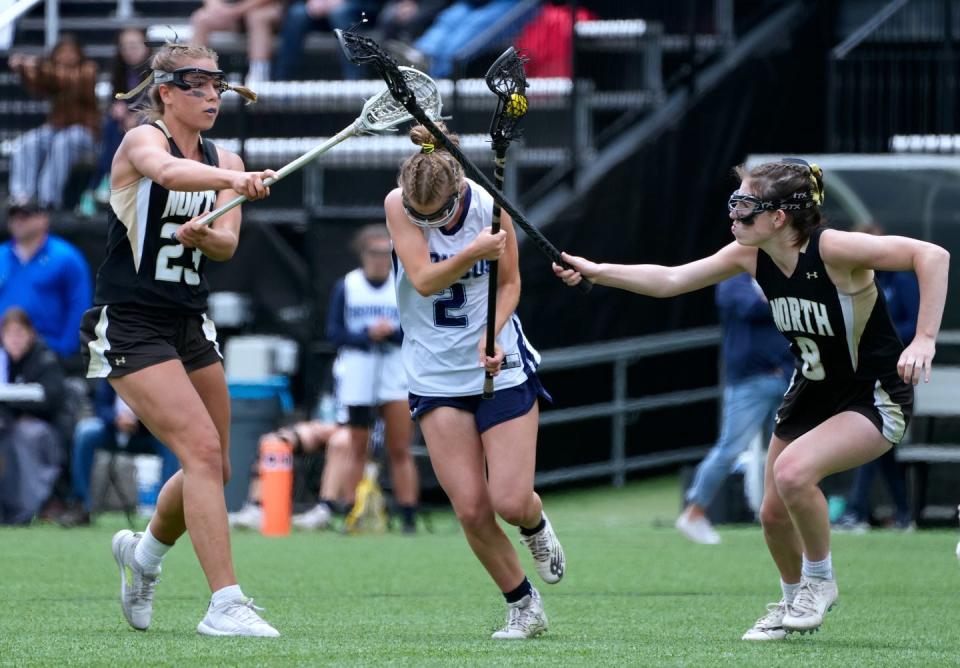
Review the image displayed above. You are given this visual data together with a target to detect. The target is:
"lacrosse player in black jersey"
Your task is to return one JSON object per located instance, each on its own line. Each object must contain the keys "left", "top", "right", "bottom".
{"left": 79, "top": 41, "right": 280, "bottom": 637}
{"left": 554, "top": 158, "right": 949, "bottom": 639}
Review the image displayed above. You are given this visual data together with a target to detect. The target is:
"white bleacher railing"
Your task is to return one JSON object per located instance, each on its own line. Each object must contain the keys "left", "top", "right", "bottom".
{"left": 890, "top": 134, "right": 960, "bottom": 154}
{"left": 92, "top": 77, "right": 576, "bottom": 111}
{"left": 575, "top": 19, "right": 651, "bottom": 39}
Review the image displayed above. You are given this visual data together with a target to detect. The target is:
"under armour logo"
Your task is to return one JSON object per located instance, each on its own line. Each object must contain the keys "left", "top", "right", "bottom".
{"left": 806, "top": 272, "right": 818, "bottom": 279}
{"left": 114, "top": 356, "right": 126, "bottom": 366}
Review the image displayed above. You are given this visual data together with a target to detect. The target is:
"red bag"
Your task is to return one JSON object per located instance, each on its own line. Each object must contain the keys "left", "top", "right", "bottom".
{"left": 516, "top": 4, "right": 598, "bottom": 78}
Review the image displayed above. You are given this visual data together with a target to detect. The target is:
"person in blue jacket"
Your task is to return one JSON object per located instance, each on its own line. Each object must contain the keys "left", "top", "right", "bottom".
{"left": 63, "top": 379, "right": 179, "bottom": 526}
{"left": 676, "top": 273, "right": 793, "bottom": 544}
{"left": 0, "top": 198, "right": 92, "bottom": 363}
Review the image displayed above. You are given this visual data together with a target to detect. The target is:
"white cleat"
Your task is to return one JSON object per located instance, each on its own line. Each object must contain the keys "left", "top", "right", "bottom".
{"left": 742, "top": 600, "right": 788, "bottom": 640}
{"left": 228, "top": 503, "right": 262, "bottom": 530}
{"left": 491, "top": 589, "right": 548, "bottom": 640}
{"left": 292, "top": 503, "right": 332, "bottom": 530}
{"left": 675, "top": 513, "right": 721, "bottom": 545}
{"left": 197, "top": 597, "right": 280, "bottom": 637}
{"left": 111, "top": 530, "right": 160, "bottom": 631}
{"left": 783, "top": 578, "right": 838, "bottom": 634}
{"left": 520, "top": 514, "right": 565, "bottom": 584}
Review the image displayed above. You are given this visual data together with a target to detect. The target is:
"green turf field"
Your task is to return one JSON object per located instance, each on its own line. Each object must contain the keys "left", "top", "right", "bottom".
{"left": 1, "top": 475, "right": 957, "bottom": 667}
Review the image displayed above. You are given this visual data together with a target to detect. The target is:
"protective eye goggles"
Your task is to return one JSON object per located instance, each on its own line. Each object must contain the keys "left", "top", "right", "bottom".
{"left": 727, "top": 190, "right": 817, "bottom": 225}
{"left": 402, "top": 191, "right": 460, "bottom": 228}
{"left": 154, "top": 67, "right": 228, "bottom": 94}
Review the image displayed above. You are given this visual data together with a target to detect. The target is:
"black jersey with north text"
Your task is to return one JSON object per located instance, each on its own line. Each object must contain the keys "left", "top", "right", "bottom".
{"left": 93, "top": 120, "right": 220, "bottom": 312}
{"left": 755, "top": 227, "right": 904, "bottom": 383}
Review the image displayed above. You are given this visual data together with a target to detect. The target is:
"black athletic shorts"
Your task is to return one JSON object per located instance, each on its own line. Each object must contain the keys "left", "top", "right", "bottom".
{"left": 774, "top": 371, "right": 914, "bottom": 445}
{"left": 341, "top": 405, "right": 376, "bottom": 428}
{"left": 79, "top": 303, "right": 222, "bottom": 378}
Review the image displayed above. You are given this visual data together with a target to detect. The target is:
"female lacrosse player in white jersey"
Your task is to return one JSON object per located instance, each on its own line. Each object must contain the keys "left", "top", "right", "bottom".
{"left": 323, "top": 224, "right": 419, "bottom": 533}
{"left": 385, "top": 123, "right": 565, "bottom": 640}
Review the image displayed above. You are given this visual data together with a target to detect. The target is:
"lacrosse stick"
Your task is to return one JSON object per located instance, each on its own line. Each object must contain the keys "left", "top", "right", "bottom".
{"left": 335, "top": 29, "right": 592, "bottom": 294}
{"left": 483, "top": 47, "right": 528, "bottom": 399}
{"left": 193, "top": 68, "right": 443, "bottom": 228}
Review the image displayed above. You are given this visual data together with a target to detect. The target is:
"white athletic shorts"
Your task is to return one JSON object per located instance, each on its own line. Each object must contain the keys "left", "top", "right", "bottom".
{"left": 333, "top": 345, "right": 408, "bottom": 407}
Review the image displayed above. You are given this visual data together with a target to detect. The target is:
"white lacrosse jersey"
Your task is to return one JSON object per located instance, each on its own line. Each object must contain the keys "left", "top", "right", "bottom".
{"left": 332, "top": 268, "right": 407, "bottom": 406}
{"left": 394, "top": 178, "right": 541, "bottom": 396}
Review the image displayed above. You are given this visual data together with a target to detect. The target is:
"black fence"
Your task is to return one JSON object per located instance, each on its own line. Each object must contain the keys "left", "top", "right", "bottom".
{"left": 828, "top": 0, "right": 960, "bottom": 152}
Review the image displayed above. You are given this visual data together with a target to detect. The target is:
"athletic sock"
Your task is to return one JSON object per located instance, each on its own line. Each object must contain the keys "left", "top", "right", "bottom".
{"left": 211, "top": 584, "right": 244, "bottom": 608}
{"left": 519, "top": 514, "right": 546, "bottom": 536}
{"left": 781, "top": 578, "right": 801, "bottom": 604}
{"left": 503, "top": 577, "right": 533, "bottom": 604}
{"left": 318, "top": 498, "right": 335, "bottom": 513}
{"left": 134, "top": 527, "right": 172, "bottom": 574}
{"left": 399, "top": 505, "right": 416, "bottom": 528}
{"left": 801, "top": 553, "right": 834, "bottom": 581}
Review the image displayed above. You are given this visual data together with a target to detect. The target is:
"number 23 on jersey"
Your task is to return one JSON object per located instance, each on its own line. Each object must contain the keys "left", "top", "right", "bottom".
{"left": 155, "top": 222, "right": 202, "bottom": 285}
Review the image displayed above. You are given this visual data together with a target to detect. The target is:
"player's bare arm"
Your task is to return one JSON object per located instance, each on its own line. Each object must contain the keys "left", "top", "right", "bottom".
{"left": 176, "top": 150, "right": 276, "bottom": 260}
{"left": 118, "top": 125, "right": 272, "bottom": 199}
{"left": 385, "top": 188, "right": 506, "bottom": 296}
{"left": 555, "top": 241, "right": 752, "bottom": 297}
{"left": 821, "top": 228, "right": 949, "bottom": 384}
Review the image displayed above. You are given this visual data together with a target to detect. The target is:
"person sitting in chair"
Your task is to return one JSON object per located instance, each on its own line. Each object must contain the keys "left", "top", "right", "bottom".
{"left": 61, "top": 379, "right": 179, "bottom": 526}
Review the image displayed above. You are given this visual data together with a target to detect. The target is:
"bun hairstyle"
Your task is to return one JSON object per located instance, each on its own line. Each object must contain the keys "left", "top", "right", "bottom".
{"left": 399, "top": 122, "right": 464, "bottom": 207}
{"left": 735, "top": 159, "right": 826, "bottom": 247}
{"left": 117, "top": 42, "right": 257, "bottom": 122}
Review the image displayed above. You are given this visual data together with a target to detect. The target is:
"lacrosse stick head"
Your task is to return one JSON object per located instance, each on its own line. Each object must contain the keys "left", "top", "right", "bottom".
{"left": 335, "top": 29, "right": 420, "bottom": 107}
{"left": 357, "top": 67, "right": 443, "bottom": 134}
{"left": 485, "top": 47, "right": 529, "bottom": 150}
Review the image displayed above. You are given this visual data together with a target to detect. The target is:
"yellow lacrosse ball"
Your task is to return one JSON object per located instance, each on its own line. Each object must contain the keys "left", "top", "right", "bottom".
{"left": 505, "top": 93, "right": 528, "bottom": 117}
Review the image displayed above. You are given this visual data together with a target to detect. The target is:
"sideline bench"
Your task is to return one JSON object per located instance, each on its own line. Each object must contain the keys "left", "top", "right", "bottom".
{"left": 896, "top": 366, "right": 960, "bottom": 523}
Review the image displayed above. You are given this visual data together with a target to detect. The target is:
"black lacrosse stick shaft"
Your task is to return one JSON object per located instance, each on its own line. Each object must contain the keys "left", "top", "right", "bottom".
{"left": 335, "top": 30, "right": 591, "bottom": 294}
{"left": 405, "top": 98, "right": 591, "bottom": 294}
{"left": 482, "top": 151, "right": 507, "bottom": 399}
{"left": 483, "top": 46, "right": 525, "bottom": 399}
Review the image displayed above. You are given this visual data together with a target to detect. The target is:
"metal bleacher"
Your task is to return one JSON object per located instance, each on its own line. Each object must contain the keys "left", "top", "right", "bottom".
{"left": 0, "top": 1, "right": 739, "bottom": 221}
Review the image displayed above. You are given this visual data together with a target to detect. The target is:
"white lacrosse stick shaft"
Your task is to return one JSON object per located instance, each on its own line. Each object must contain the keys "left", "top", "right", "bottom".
{"left": 195, "top": 121, "right": 360, "bottom": 227}
{"left": 194, "top": 67, "right": 441, "bottom": 228}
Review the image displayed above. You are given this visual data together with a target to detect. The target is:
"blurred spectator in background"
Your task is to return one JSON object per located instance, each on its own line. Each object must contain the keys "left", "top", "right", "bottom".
{"left": 61, "top": 379, "right": 180, "bottom": 527}
{"left": 676, "top": 274, "right": 793, "bottom": 545}
{"left": 833, "top": 222, "right": 919, "bottom": 532}
{"left": 412, "top": 0, "right": 520, "bottom": 78}
{"left": 76, "top": 27, "right": 151, "bottom": 218}
{"left": 190, "top": 0, "right": 285, "bottom": 84}
{"left": 326, "top": 224, "right": 418, "bottom": 532}
{"left": 0, "top": 308, "right": 66, "bottom": 525}
{"left": 274, "top": 0, "right": 379, "bottom": 80}
{"left": 379, "top": 0, "right": 449, "bottom": 62}
{"left": 228, "top": 419, "right": 354, "bottom": 530}
{"left": 7, "top": 35, "right": 99, "bottom": 210}
{"left": 515, "top": 1, "right": 597, "bottom": 77}
{"left": 0, "top": 198, "right": 92, "bottom": 365}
